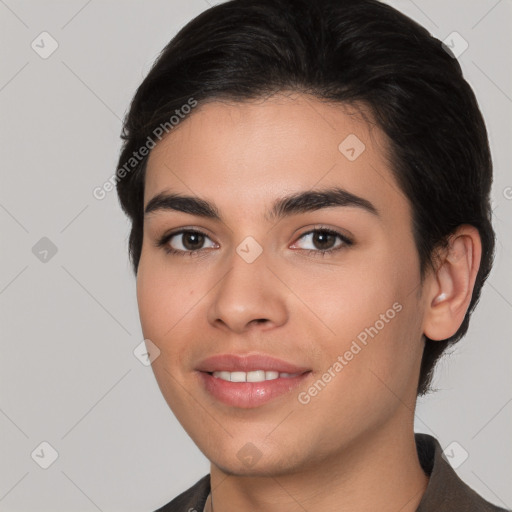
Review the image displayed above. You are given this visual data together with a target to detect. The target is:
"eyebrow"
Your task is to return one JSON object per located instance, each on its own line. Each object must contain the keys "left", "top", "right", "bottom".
{"left": 144, "top": 187, "right": 379, "bottom": 222}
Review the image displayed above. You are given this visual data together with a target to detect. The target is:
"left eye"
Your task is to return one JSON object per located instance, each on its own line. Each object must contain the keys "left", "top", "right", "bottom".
{"left": 291, "top": 229, "right": 352, "bottom": 253}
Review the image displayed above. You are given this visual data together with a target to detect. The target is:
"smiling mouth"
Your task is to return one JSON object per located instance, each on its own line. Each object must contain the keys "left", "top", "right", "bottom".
{"left": 210, "top": 370, "right": 303, "bottom": 382}
{"left": 199, "top": 369, "right": 312, "bottom": 408}
{"left": 195, "top": 353, "right": 312, "bottom": 408}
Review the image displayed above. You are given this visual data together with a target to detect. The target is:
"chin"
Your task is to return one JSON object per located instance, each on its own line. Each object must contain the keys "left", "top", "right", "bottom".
{"left": 204, "top": 441, "right": 308, "bottom": 478}
{"left": 211, "top": 457, "right": 297, "bottom": 478}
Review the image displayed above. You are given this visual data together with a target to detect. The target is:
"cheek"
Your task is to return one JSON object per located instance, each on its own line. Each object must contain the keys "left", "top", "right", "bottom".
{"left": 136, "top": 252, "right": 212, "bottom": 361}
{"left": 290, "top": 244, "right": 422, "bottom": 385}
{"left": 283, "top": 258, "right": 401, "bottom": 342}
{"left": 136, "top": 254, "right": 183, "bottom": 339}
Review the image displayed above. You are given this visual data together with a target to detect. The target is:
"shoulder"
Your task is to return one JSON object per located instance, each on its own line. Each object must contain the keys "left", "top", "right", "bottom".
{"left": 415, "top": 433, "right": 509, "bottom": 512}
{"left": 153, "top": 474, "right": 210, "bottom": 512}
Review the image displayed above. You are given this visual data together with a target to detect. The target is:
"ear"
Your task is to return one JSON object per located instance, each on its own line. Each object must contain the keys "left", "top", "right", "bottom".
{"left": 422, "top": 225, "right": 482, "bottom": 341}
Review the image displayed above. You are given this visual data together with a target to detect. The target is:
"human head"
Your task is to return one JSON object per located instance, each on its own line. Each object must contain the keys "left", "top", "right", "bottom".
{"left": 116, "top": 0, "right": 494, "bottom": 396}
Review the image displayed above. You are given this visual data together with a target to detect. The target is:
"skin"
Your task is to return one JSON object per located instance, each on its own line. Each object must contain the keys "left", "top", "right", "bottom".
{"left": 137, "top": 92, "right": 481, "bottom": 512}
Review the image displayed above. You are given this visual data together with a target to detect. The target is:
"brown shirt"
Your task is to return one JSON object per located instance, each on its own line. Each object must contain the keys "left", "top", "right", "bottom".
{"left": 155, "top": 433, "right": 509, "bottom": 511}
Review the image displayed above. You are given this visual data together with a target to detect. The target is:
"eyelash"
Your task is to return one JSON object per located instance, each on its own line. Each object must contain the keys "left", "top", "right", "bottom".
{"left": 156, "top": 227, "right": 353, "bottom": 259}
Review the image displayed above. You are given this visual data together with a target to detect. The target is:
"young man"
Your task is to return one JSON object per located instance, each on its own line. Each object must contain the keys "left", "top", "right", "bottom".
{"left": 116, "top": 0, "right": 507, "bottom": 510}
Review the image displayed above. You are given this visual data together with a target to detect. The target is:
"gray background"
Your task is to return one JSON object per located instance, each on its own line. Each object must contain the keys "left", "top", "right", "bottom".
{"left": 0, "top": 0, "right": 511, "bottom": 511}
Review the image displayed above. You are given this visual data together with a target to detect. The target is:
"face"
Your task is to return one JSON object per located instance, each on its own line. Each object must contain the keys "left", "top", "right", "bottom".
{"left": 137, "top": 93, "right": 428, "bottom": 476}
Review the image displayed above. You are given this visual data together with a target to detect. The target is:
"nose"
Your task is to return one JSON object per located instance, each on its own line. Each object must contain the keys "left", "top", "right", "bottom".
{"left": 207, "top": 248, "right": 288, "bottom": 335}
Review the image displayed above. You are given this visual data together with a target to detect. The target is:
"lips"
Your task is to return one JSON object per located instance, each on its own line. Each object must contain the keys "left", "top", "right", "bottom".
{"left": 196, "top": 353, "right": 309, "bottom": 374}
{"left": 196, "top": 354, "right": 311, "bottom": 408}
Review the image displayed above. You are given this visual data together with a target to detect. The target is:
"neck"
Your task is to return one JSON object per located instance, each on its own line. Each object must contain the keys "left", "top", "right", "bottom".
{"left": 208, "top": 419, "right": 429, "bottom": 512}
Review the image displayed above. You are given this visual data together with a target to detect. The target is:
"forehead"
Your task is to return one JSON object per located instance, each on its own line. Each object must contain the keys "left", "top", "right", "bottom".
{"left": 143, "top": 93, "right": 408, "bottom": 222}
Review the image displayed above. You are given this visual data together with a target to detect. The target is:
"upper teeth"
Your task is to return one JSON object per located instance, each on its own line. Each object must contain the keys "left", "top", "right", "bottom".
{"left": 212, "top": 370, "right": 300, "bottom": 382}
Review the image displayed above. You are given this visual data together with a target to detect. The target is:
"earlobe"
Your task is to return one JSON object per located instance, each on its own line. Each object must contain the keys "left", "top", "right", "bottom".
{"left": 423, "top": 225, "right": 482, "bottom": 341}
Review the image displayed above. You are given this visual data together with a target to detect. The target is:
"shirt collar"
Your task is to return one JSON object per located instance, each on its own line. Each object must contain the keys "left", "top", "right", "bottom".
{"left": 415, "top": 432, "right": 505, "bottom": 511}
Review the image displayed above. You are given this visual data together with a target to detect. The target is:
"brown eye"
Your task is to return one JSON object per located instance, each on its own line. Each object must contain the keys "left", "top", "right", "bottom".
{"left": 180, "top": 232, "right": 205, "bottom": 251}
{"left": 161, "top": 230, "right": 217, "bottom": 255}
{"left": 311, "top": 231, "right": 338, "bottom": 250}
{"left": 291, "top": 228, "right": 353, "bottom": 256}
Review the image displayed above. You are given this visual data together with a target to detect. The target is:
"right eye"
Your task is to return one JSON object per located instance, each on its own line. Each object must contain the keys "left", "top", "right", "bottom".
{"left": 157, "top": 229, "right": 217, "bottom": 256}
